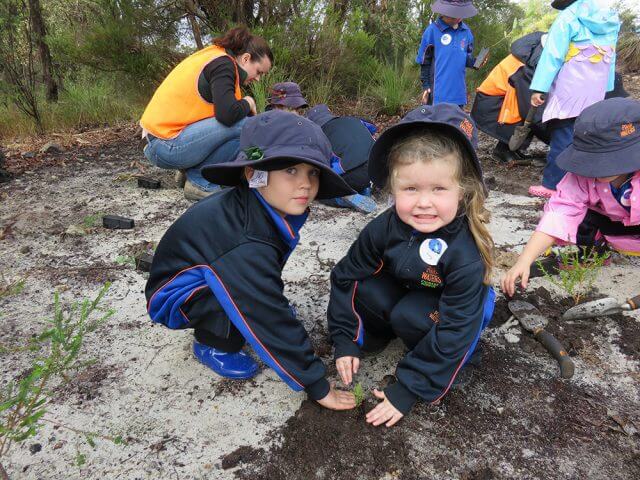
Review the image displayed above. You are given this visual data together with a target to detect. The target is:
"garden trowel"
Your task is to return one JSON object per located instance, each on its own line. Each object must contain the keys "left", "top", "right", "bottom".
{"left": 508, "top": 104, "right": 540, "bottom": 152}
{"left": 562, "top": 295, "right": 640, "bottom": 321}
{"left": 508, "top": 300, "right": 575, "bottom": 379}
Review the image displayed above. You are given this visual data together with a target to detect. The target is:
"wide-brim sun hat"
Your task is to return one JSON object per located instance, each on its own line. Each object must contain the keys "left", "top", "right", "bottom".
{"left": 557, "top": 97, "right": 640, "bottom": 177}
{"left": 202, "top": 110, "right": 355, "bottom": 199}
{"left": 266, "top": 82, "right": 309, "bottom": 110}
{"left": 368, "top": 103, "right": 485, "bottom": 191}
{"left": 431, "top": 0, "right": 478, "bottom": 19}
{"left": 307, "top": 104, "right": 339, "bottom": 128}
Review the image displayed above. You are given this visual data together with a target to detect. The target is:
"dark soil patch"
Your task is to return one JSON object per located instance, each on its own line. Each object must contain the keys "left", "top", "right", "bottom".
{"left": 213, "top": 377, "right": 259, "bottom": 397}
{"left": 221, "top": 445, "right": 265, "bottom": 470}
{"left": 612, "top": 314, "right": 640, "bottom": 361}
{"left": 234, "top": 399, "right": 421, "bottom": 480}
{"left": 55, "top": 364, "right": 116, "bottom": 402}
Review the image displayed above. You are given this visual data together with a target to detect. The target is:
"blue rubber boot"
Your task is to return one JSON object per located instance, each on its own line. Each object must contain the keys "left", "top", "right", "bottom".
{"left": 335, "top": 193, "right": 377, "bottom": 214}
{"left": 192, "top": 341, "right": 259, "bottom": 379}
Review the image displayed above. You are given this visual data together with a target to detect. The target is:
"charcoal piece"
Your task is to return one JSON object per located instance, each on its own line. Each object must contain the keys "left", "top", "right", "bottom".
{"left": 135, "top": 253, "right": 154, "bottom": 272}
{"left": 103, "top": 215, "right": 135, "bottom": 229}
{"left": 137, "top": 176, "right": 162, "bottom": 189}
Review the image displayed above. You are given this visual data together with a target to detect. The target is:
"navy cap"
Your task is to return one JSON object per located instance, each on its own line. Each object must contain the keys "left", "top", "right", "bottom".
{"left": 557, "top": 97, "right": 640, "bottom": 177}
{"left": 266, "top": 82, "right": 308, "bottom": 110}
{"left": 307, "top": 104, "right": 338, "bottom": 128}
{"left": 202, "top": 110, "right": 355, "bottom": 199}
{"left": 551, "top": 0, "right": 577, "bottom": 10}
{"left": 432, "top": 0, "right": 477, "bottom": 18}
{"left": 368, "top": 103, "right": 484, "bottom": 190}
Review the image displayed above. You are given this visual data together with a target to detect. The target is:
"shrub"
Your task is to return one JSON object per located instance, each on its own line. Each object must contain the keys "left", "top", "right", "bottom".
{"left": 367, "top": 60, "right": 420, "bottom": 116}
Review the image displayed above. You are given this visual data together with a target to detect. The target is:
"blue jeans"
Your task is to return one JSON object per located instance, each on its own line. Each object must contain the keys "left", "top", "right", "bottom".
{"left": 542, "top": 118, "right": 575, "bottom": 190}
{"left": 144, "top": 117, "right": 245, "bottom": 190}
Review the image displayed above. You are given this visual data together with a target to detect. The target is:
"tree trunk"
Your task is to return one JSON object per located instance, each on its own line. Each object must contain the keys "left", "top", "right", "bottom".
{"left": 185, "top": 0, "right": 204, "bottom": 49}
{"left": 27, "top": 0, "right": 57, "bottom": 102}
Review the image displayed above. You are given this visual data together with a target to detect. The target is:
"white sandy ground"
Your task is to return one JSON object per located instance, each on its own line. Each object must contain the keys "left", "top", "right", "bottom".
{"left": 0, "top": 153, "right": 638, "bottom": 479}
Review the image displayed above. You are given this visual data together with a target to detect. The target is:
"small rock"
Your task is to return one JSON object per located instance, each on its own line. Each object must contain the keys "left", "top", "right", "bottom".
{"left": 53, "top": 441, "right": 65, "bottom": 450}
{"left": 504, "top": 332, "right": 521, "bottom": 344}
{"left": 22, "top": 151, "right": 36, "bottom": 159}
{"left": 39, "top": 142, "right": 63, "bottom": 154}
{"left": 65, "top": 224, "right": 87, "bottom": 236}
{"left": 496, "top": 407, "right": 504, "bottom": 414}
{"left": 29, "top": 443, "right": 42, "bottom": 454}
{"left": 20, "top": 245, "right": 31, "bottom": 254}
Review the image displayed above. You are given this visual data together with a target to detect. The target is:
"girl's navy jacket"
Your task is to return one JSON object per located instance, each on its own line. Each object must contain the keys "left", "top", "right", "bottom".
{"left": 328, "top": 208, "right": 493, "bottom": 413}
{"left": 145, "top": 184, "right": 330, "bottom": 400}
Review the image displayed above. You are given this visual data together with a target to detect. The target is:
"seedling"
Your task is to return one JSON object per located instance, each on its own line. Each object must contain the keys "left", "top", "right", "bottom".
{"left": 115, "top": 255, "right": 136, "bottom": 268}
{"left": 82, "top": 213, "right": 103, "bottom": 229}
{"left": 0, "top": 284, "right": 116, "bottom": 477}
{"left": 353, "top": 382, "right": 364, "bottom": 408}
{"left": 537, "top": 247, "right": 610, "bottom": 305}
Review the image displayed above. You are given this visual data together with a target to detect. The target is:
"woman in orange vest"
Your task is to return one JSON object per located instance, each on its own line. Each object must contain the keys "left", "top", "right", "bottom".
{"left": 140, "top": 26, "right": 273, "bottom": 200}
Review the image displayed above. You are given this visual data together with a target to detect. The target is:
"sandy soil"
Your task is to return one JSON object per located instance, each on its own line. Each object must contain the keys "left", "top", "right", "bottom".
{"left": 1, "top": 108, "right": 639, "bottom": 479}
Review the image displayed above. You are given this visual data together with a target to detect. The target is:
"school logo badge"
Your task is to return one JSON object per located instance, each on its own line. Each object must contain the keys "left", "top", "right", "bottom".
{"left": 441, "top": 34, "right": 452, "bottom": 46}
{"left": 460, "top": 119, "right": 474, "bottom": 139}
{"left": 621, "top": 187, "right": 632, "bottom": 207}
{"left": 621, "top": 123, "right": 636, "bottom": 138}
{"left": 421, "top": 266, "right": 443, "bottom": 288}
{"left": 419, "top": 238, "right": 448, "bottom": 265}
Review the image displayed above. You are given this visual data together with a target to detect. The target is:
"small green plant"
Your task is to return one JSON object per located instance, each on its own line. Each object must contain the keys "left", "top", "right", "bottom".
{"left": 0, "top": 284, "right": 115, "bottom": 477}
{"left": 115, "top": 255, "right": 136, "bottom": 268}
{"left": 82, "top": 213, "right": 103, "bottom": 229}
{"left": 353, "top": 382, "right": 364, "bottom": 408}
{"left": 537, "top": 247, "right": 610, "bottom": 305}
{"left": 367, "top": 60, "right": 419, "bottom": 116}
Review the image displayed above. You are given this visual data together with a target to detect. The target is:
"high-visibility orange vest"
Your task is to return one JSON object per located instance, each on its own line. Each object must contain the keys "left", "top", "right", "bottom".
{"left": 477, "top": 54, "right": 524, "bottom": 125}
{"left": 140, "top": 45, "right": 243, "bottom": 139}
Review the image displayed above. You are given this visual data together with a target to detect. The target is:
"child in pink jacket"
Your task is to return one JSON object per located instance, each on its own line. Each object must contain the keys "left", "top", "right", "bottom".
{"left": 502, "top": 97, "right": 640, "bottom": 296}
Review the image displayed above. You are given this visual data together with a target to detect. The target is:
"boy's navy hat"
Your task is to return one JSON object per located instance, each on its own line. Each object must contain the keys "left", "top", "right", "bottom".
{"left": 551, "top": 0, "right": 577, "bottom": 10}
{"left": 432, "top": 0, "right": 477, "bottom": 18}
{"left": 266, "top": 82, "right": 308, "bottom": 110}
{"left": 307, "top": 104, "right": 338, "bottom": 128}
{"left": 557, "top": 98, "right": 640, "bottom": 177}
{"left": 202, "top": 110, "right": 355, "bottom": 199}
{"left": 368, "top": 103, "right": 484, "bottom": 190}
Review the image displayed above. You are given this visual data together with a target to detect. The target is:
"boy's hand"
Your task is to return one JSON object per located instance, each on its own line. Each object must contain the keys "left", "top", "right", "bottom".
{"left": 420, "top": 89, "right": 431, "bottom": 104}
{"left": 366, "top": 389, "right": 404, "bottom": 427}
{"left": 336, "top": 356, "right": 360, "bottom": 385}
{"left": 501, "top": 259, "right": 531, "bottom": 297}
{"left": 317, "top": 383, "right": 356, "bottom": 411}
{"left": 531, "top": 93, "right": 545, "bottom": 107}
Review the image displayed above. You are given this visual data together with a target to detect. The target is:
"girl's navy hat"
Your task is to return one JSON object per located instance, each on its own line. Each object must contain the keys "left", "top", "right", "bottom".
{"left": 265, "top": 82, "right": 308, "bottom": 110}
{"left": 202, "top": 110, "right": 355, "bottom": 200}
{"left": 368, "top": 103, "right": 485, "bottom": 190}
{"left": 557, "top": 98, "right": 640, "bottom": 177}
{"left": 432, "top": 0, "right": 477, "bottom": 18}
{"left": 307, "top": 104, "right": 338, "bottom": 128}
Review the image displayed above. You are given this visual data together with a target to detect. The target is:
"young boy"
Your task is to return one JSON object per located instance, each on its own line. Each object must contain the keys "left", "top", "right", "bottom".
{"left": 416, "top": 0, "right": 482, "bottom": 106}
{"left": 266, "top": 82, "right": 308, "bottom": 114}
{"left": 307, "top": 104, "right": 377, "bottom": 214}
{"left": 145, "top": 110, "right": 356, "bottom": 411}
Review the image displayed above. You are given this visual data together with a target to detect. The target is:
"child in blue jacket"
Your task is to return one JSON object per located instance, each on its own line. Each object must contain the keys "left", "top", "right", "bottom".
{"left": 145, "top": 110, "right": 356, "bottom": 411}
{"left": 328, "top": 104, "right": 496, "bottom": 426}
{"left": 416, "top": 0, "right": 482, "bottom": 106}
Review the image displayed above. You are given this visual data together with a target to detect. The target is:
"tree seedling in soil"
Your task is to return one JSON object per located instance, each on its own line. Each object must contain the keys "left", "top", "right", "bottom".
{"left": 0, "top": 283, "right": 119, "bottom": 479}
{"left": 353, "top": 382, "right": 364, "bottom": 408}
{"left": 537, "top": 247, "right": 610, "bottom": 305}
{"left": 82, "top": 213, "right": 104, "bottom": 229}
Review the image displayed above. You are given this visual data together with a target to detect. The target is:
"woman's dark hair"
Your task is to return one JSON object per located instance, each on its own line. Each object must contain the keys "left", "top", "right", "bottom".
{"left": 213, "top": 26, "right": 274, "bottom": 64}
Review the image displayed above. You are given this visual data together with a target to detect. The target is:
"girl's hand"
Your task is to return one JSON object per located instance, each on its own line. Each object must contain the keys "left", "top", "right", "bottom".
{"left": 501, "top": 259, "right": 531, "bottom": 297}
{"left": 244, "top": 95, "right": 257, "bottom": 115}
{"left": 420, "top": 89, "right": 431, "bottom": 104}
{"left": 366, "top": 389, "right": 404, "bottom": 427}
{"left": 531, "top": 93, "right": 545, "bottom": 107}
{"left": 336, "top": 356, "right": 360, "bottom": 386}
{"left": 317, "top": 384, "right": 356, "bottom": 411}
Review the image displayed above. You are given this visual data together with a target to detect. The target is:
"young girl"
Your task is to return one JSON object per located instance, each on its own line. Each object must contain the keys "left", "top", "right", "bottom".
{"left": 327, "top": 104, "right": 496, "bottom": 426}
{"left": 527, "top": 0, "right": 620, "bottom": 198}
{"left": 145, "top": 110, "right": 356, "bottom": 411}
{"left": 265, "top": 82, "right": 308, "bottom": 114}
{"left": 502, "top": 97, "right": 640, "bottom": 297}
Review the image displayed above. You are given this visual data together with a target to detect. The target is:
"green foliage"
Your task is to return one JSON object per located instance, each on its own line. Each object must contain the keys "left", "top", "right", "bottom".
{"left": 115, "top": 255, "right": 136, "bottom": 268}
{"left": 249, "top": 67, "right": 288, "bottom": 113}
{"left": 537, "top": 247, "right": 610, "bottom": 305}
{"left": 0, "top": 284, "right": 114, "bottom": 470}
{"left": 82, "top": 212, "right": 104, "bottom": 229}
{"left": 367, "top": 60, "right": 419, "bottom": 115}
{"left": 352, "top": 382, "right": 364, "bottom": 408}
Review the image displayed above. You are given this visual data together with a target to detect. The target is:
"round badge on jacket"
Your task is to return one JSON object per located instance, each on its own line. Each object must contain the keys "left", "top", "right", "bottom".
{"left": 419, "top": 238, "right": 448, "bottom": 265}
{"left": 441, "top": 34, "right": 452, "bottom": 46}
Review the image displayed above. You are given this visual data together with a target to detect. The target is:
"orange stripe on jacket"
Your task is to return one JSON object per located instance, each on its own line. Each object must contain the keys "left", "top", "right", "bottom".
{"left": 477, "top": 54, "right": 524, "bottom": 125}
{"left": 140, "top": 45, "right": 243, "bottom": 140}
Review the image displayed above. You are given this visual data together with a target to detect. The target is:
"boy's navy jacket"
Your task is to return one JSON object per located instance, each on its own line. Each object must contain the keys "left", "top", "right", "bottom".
{"left": 145, "top": 184, "right": 330, "bottom": 400}
{"left": 416, "top": 17, "right": 476, "bottom": 105}
{"left": 328, "top": 208, "right": 490, "bottom": 413}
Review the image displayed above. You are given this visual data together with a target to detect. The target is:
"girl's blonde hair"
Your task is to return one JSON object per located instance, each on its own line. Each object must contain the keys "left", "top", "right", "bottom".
{"left": 387, "top": 130, "right": 494, "bottom": 284}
